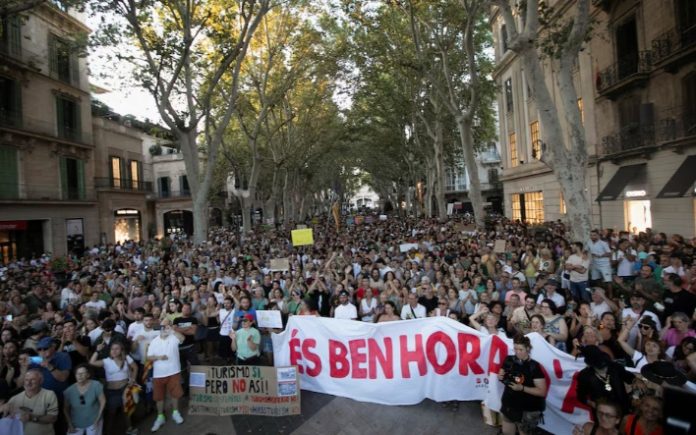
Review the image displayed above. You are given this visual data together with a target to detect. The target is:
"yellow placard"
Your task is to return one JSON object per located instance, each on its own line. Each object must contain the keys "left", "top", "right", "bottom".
{"left": 291, "top": 228, "right": 314, "bottom": 246}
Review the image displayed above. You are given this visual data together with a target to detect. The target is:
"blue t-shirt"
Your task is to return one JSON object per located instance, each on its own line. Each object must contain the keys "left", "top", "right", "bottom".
{"left": 63, "top": 380, "right": 103, "bottom": 428}
{"left": 31, "top": 351, "right": 72, "bottom": 395}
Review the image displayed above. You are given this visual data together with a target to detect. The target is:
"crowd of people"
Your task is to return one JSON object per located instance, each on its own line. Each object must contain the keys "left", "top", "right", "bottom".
{"left": 0, "top": 215, "right": 695, "bottom": 435}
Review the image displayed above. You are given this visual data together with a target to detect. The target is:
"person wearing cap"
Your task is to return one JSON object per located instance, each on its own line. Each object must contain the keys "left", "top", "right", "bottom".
{"left": 621, "top": 292, "right": 661, "bottom": 349}
{"left": 229, "top": 314, "right": 261, "bottom": 365}
{"left": 334, "top": 290, "right": 358, "bottom": 320}
{"left": 32, "top": 337, "right": 71, "bottom": 398}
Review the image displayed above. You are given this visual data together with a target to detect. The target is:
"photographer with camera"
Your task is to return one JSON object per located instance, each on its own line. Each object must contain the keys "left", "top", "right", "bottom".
{"left": 498, "top": 335, "right": 547, "bottom": 435}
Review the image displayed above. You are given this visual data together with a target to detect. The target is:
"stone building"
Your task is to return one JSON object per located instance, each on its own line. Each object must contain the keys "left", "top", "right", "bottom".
{"left": 491, "top": 0, "right": 695, "bottom": 236}
{"left": 0, "top": 2, "right": 97, "bottom": 260}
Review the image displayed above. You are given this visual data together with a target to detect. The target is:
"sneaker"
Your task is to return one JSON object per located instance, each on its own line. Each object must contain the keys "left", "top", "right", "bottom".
{"left": 151, "top": 415, "right": 166, "bottom": 432}
{"left": 172, "top": 410, "right": 184, "bottom": 425}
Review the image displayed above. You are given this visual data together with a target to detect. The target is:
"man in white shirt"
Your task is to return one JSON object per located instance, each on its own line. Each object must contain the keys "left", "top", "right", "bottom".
{"left": 613, "top": 240, "right": 636, "bottom": 279}
{"left": 60, "top": 281, "right": 80, "bottom": 309}
{"left": 400, "top": 292, "right": 427, "bottom": 320}
{"left": 566, "top": 242, "right": 590, "bottom": 302}
{"left": 334, "top": 291, "right": 358, "bottom": 320}
{"left": 147, "top": 319, "right": 185, "bottom": 432}
{"left": 620, "top": 291, "right": 661, "bottom": 348}
{"left": 586, "top": 230, "right": 612, "bottom": 285}
{"left": 130, "top": 310, "right": 159, "bottom": 363}
{"left": 218, "top": 297, "right": 235, "bottom": 363}
{"left": 536, "top": 279, "right": 565, "bottom": 310}
{"left": 589, "top": 287, "right": 618, "bottom": 318}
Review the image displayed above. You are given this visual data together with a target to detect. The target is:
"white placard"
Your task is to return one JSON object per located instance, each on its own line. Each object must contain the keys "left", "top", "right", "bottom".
{"left": 256, "top": 310, "right": 283, "bottom": 329}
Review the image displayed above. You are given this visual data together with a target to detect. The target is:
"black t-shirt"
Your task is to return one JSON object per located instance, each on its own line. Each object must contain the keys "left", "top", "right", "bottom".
{"left": 419, "top": 295, "right": 438, "bottom": 314}
{"left": 62, "top": 335, "right": 91, "bottom": 368}
{"left": 576, "top": 363, "right": 635, "bottom": 414}
{"left": 501, "top": 356, "right": 546, "bottom": 412}
{"left": 663, "top": 289, "right": 696, "bottom": 322}
{"left": 174, "top": 316, "right": 198, "bottom": 347}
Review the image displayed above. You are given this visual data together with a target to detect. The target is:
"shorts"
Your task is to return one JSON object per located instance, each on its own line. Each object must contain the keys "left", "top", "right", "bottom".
{"left": 152, "top": 373, "right": 183, "bottom": 402}
{"left": 590, "top": 263, "right": 612, "bottom": 283}
{"left": 501, "top": 405, "right": 543, "bottom": 433}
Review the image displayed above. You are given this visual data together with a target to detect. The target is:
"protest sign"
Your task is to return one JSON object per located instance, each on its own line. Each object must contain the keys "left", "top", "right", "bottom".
{"left": 269, "top": 258, "right": 290, "bottom": 271}
{"left": 493, "top": 239, "right": 506, "bottom": 253}
{"left": 188, "top": 365, "right": 301, "bottom": 416}
{"left": 272, "top": 317, "right": 594, "bottom": 434}
{"left": 291, "top": 229, "right": 314, "bottom": 246}
{"left": 256, "top": 310, "right": 283, "bottom": 329}
{"left": 379, "top": 214, "right": 387, "bottom": 221}
{"left": 399, "top": 243, "right": 419, "bottom": 253}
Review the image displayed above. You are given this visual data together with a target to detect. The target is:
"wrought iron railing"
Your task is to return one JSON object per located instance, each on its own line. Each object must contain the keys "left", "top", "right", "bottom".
{"left": 0, "top": 109, "right": 92, "bottom": 145}
{"left": 599, "top": 109, "right": 696, "bottom": 155}
{"left": 651, "top": 24, "right": 696, "bottom": 64}
{"left": 157, "top": 190, "right": 191, "bottom": 199}
{"left": 597, "top": 51, "right": 652, "bottom": 93}
{"left": 0, "top": 183, "right": 94, "bottom": 201}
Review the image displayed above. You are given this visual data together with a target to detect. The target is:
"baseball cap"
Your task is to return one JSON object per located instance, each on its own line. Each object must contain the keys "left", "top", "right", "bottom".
{"left": 37, "top": 337, "right": 55, "bottom": 350}
{"left": 243, "top": 314, "right": 255, "bottom": 322}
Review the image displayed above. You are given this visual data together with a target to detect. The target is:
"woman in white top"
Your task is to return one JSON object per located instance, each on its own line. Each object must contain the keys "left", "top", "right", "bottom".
{"left": 618, "top": 316, "right": 664, "bottom": 370}
{"left": 360, "top": 289, "right": 378, "bottom": 322}
{"left": 89, "top": 341, "right": 138, "bottom": 434}
{"left": 469, "top": 309, "right": 506, "bottom": 337}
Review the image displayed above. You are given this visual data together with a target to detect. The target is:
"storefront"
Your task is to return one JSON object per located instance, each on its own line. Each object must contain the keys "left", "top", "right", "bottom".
{"left": 510, "top": 191, "right": 545, "bottom": 224}
{"left": 163, "top": 210, "right": 193, "bottom": 236}
{"left": 597, "top": 163, "right": 652, "bottom": 233}
{"left": 113, "top": 209, "right": 141, "bottom": 243}
{"left": 0, "top": 220, "right": 45, "bottom": 264}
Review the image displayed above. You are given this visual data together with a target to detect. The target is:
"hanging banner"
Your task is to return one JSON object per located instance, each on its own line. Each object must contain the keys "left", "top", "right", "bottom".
{"left": 273, "top": 317, "right": 594, "bottom": 434}
{"left": 188, "top": 365, "right": 301, "bottom": 416}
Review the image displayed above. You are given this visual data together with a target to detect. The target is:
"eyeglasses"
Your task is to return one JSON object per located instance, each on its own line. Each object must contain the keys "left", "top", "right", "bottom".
{"left": 639, "top": 325, "right": 652, "bottom": 330}
{"left": 79, "top": 395, "right": 85, "bottom": 405}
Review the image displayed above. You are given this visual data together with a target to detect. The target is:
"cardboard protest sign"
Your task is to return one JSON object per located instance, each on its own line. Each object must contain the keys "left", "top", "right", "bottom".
{"left": 399, "top": 243, "right": 419, "bottom": 253}
{"left": 493, "top": 239, "right": 506, "bottom": 253}
{"left": 269, "top": 258, "right": 290, "bottom": 272}
{"left": 291, "top": 229, "right": 314, "bottom": 246}
{"left": 189, "top": 365, "right": 300, "bottom": 416}
{"left": 256, "top": 310, "right": 283, "bottom": 329}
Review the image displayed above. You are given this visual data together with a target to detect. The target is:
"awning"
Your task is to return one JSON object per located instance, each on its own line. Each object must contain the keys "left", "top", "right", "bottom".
{"left": 597, "top": 163, "right": 646, "bottom": 201}
{"left": 656, "top": 155, "right": 696, "bottom": 198}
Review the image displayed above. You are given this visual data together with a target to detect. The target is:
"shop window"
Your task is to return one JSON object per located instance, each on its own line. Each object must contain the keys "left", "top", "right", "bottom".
{"left": 511, "top": 193, "right": 522, "bottom": 221}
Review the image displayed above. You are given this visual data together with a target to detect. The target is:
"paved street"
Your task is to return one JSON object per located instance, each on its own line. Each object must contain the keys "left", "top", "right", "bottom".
{"left": 136, "top": 391, "right": 499, "bottom": 435}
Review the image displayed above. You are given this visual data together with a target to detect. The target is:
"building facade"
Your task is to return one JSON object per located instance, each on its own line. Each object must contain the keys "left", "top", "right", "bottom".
{"left": 444, "top": 144, "right": 504, "bottom": 214}
{"left": 0, "top": 3, "right": 97, "bottom": 260}
{"left": 150, "top": 146, "right": 194, "bottom": 237}
{"left": 491, "top": 0, "right": 696, "bottom": 236}
{"left": 92, "top": 111, "right": 154, "bottom": 245}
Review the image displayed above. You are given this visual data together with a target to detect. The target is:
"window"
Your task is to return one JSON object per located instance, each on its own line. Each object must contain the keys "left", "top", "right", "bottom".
{"left": 60, "top": 156, "right": 85, "bottom": 200}
{"left": 501, "top": 25, "right": 508, "bottom": 53}
{"left": 505, "top": 79, "right": 513, "bottom": 113}
{"left": 49, "top": 35, "right": 79, "bottom": 85}
{"left": 530, "top": 121, "right": 541, "bottom": 159}
{"left": 110, "top": 156, "right": 123, "bottom": 188}
{"left": 615, "top": 17, "right": 638, "bottom": 80}
{"left": 0, "top": 14, "right": 21, "bottom": 57}
{"left": 683, "top": 73, "right": 696, "bottom": 133}
{"left": 509, "top": 132, "right": 518, "bottom": 167}
{"left": 511, "top": 192, "right": 545, "bottom": 223}
{"left": 0, "top": 146, "right": 18, "bottom": 199}
{"left": 488, "top": 168, "right": 499, "bottom": 184}
{"left": 511, "top": 194, "right": 522, "bottom": 221}
{"left": 55, "top": 96, "right": 81, "bottom": 142}
{"left": 524, "top": 191, "right": 545, "bottom": 224}
{"left": 129, "top": 160, "right": 141, "bottom": 189}
{"left": 179, "top": 175, "right": 190, "bottom": 195}
{"left": 0, "top": 76, "right": 21, "bottom": 128}
{"left": 577, "top": 98, "right": 585, "bottom": 125}
{"left": 158, "top": 177, "right": 170, "bottom": 197}
{"left": 560, "top": 192, "right": 567, "bottom": 214}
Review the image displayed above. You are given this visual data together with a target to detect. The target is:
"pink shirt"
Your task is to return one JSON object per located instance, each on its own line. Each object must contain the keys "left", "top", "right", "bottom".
{"left": 663, "top": 328, "right": 696, "bottom": 347}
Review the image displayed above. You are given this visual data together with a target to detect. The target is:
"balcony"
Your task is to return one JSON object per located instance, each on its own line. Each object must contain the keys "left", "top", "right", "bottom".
{"left": 0, "top": 110, "right": 92, "bottom": 145}
{"left": 0, "top": 42, "right": 44, "bottom": 72}
{"left": 95, "top": 178, "right": 153, "bottom": 193}
{"left": 599, "top": 109, "right": 696, "bottom": 157}
{"left": 651, "top": 25, "right": 696, "bottom": 73}
{"left": 156, "top": 190, "right": 191, "bottom": 199}
{"left": 596, "top": 51, "right": 652, "bottom": 100}
{"left": 0, "top": 183, "right": 95, "bottom": 202}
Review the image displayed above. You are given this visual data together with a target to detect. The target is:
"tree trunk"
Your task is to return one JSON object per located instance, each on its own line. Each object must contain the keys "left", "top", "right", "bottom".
{"left": 457, "top": 118, "right": 485, "bottom": 228}
{"left": 425, "top": 157, "right": 435, "bottom": 217}
{"left": 178, "top": 130, "right": 209, "bottom": 244}
{"left": 433, "top": 118, "right": 447, "bottom": 221}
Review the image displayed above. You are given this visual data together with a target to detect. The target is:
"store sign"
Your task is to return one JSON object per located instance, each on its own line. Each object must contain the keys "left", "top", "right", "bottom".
{"left": 0, "top": 221, "right": 27, "bottom": 231}
{"left": 115, "top": 209, "right": 140, "bottom": 216}
{"left": 625, "top": 190, "right": 646, "bottom": 198}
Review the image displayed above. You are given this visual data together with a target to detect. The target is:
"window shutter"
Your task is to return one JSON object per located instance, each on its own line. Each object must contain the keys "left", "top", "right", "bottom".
{"left": 49, "top": 36, "right": 57, "bottom": 76}
{"left": 70, "top": 53, "right": 80, "bottom": 86}
{"left": 12, "top": 80, "right": 22, "bottom": 127}
{"left": 77, "top": 159, "right": 85, "bottom": 199}
{"left": 60, "top": 157, "right": 68, "bottom": 199}
{"left": 55, "top": 97, "right": 64, "bottom": 137}
{"left": 8, "top": 15, "right": 21, "bottom": 56}
{"left": 0, "top": 146, "right": 18, "bottom": 199}
{"left": 73, "top": 101, "right": 81, "bottom": 142}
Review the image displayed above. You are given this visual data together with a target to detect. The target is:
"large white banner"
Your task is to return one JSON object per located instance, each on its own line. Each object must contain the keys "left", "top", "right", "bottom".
{"left": 272, "top": 316, "right": 595, "bottom": 434}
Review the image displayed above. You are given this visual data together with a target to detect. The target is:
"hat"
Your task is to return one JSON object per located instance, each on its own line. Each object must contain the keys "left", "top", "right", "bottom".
{"left": 582, "top": 345, "right": 611, "bottom": 369}
{"left": 638, "top": 252, "right": 649, "bottom": 260}
{"left": 37, "top": 337, "right": 55, "bottom": 350}
{"left": 243, "top": 314, "right": 255, "bottom": 323}
{"left": 640, "top": 361, "right": 687, "bottom": 386}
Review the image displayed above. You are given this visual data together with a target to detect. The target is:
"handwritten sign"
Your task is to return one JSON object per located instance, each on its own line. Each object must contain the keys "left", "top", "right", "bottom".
{"left": 256, "top": 310, "right": 283, "bottom": 329}
{"left": 399, "top": 243, "right": 419, "bottom": 253}
{"left": 269, "top": 258, "right": 290, "bottom": 272}
{"left": 291, "top": 228, "right": 314, "bottom": 246}
{"left": 493, "top": 239, "right": 506, "bottom": 254}
{"left": 188, "top": 365, "right": 301, "bottom": 416}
